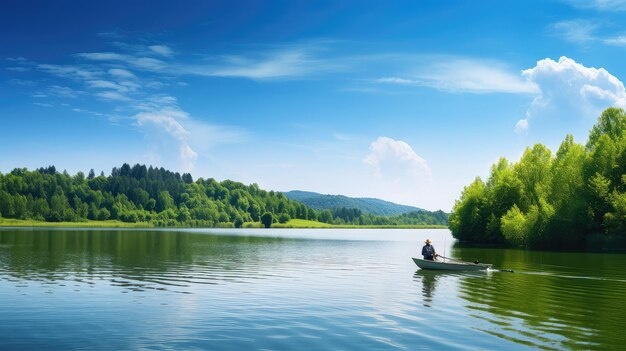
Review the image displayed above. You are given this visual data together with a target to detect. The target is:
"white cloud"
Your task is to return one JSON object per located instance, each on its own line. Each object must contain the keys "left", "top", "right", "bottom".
{"left": 95, "top": 91, "right": 131, "bottom": 101}
{"left": 378, "top": 58, "right": 539, "bottom": 94}
{"left": 375, "top": 77, "right": 417, "bottom": 85}
{"left": 564, "top": 0, "right": 626, "bottom": 11}
{"left": 183, "top": 47, "right": 332, "bottom": 79}
{"left": 515, "top": 119, "right": 529, "bottom": 134}
{"left": 8, "top": 79, "right": 36, "bottom": 86}
{"left": 47, "top": 85, "right": 81, "bottom": 98}
{"left": 551, "top": 20, "right": 598, "bottom": 43}
{"left": 16, "top": 42, "right": 257, "bottom": 174}
{"left": 6, "top": 66, "right": 29, "bottom": 72}
{"left": 521, "top": 56, "right": 626, "bottom": 130}
{"left": 108, "top": 68, "right": 136, "bottom": 79}
{"left": 604, "top": 35, "right": 626, "bottom": 46}
{"left": 76, "top": 52, "right": 167, "bottom": 71}
{"left": 88, "top": 80, "right": 130, "bottom": 92}
{"left": 148, "top": 45, "right": 173, "bottom": 56}
{"left": 132, "top": 96, "right": 246, "bottom": 171}
{"left": 135, "top": 108, "right": 197, "bottom": 172}
{"left": 38, "top": 64, "right": 101, "bottom": 80}
{"left": 550, "top": 19, "right": 626, "bottom": 48}
{"left": 364, "top": 137, "right": 431, "bottom": 179}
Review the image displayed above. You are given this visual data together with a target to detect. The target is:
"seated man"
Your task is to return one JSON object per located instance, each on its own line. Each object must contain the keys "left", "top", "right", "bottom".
{"left": 421, "top": 239, "right": 437, "bottom": 261}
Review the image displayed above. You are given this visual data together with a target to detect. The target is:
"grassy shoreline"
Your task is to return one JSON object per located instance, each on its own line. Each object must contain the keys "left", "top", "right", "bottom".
{"left": 0, "top": 218, "right": 447, "bottom": 229}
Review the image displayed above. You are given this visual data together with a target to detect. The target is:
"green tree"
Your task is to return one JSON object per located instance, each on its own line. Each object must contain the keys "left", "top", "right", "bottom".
{"left": 261, "top": 212, "right": 273, "bottom": 228}
{"left": 450, "top": 177, "right": 488, "bottom": 242}
{"left": 278, "top": 213, "right": 290, "bottom": 224}
{"left": 156, "top": 191, "right": 175, "bottom": 212}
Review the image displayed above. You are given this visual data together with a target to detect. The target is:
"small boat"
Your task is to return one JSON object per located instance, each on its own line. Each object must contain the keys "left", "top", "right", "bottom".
{"left": 412, "top": 257, "right": 492, "bottom": 271}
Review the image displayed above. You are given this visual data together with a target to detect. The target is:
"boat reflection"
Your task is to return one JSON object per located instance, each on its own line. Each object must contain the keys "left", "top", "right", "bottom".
{"left": 412, "top": 270, "right": 469, "bottom": 307}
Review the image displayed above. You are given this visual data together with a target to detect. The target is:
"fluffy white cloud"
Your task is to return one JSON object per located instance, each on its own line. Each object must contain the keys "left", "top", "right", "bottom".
{"left": 364, "top": 137, "right": 430, "bottom": 179}
{"left": 521, "top": 56, "right": 626, "bottom": 130}
{"left": 133, "top": 96, "right": 246, "bottom": 172}
{"left": 135, "top": 106, "right": 197, "bottom": 172}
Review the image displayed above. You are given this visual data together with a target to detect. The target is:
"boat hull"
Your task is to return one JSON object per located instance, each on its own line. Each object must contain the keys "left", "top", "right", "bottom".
{"left": 412, "top": 257, "right": 491, "bottom": 271}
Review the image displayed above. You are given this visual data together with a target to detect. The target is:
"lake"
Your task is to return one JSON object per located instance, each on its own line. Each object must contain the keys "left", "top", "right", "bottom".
{"left": 0, "top": 228, "right": 625, "bottom": 350}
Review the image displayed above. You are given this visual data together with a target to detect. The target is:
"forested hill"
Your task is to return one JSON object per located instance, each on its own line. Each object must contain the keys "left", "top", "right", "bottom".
{"left": 284, "top": 190, "right": 424, "bottom": 216}
{"left": 0, "top": 164, "right": 447, "bottom": 227}
{"left": 450, "top": 107, "right": 626, "bottom": 250}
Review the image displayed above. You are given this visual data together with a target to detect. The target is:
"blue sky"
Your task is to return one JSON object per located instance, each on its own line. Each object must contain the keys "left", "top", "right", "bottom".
{"left": 2, "top": 0, "right": 626, "bottom": 211}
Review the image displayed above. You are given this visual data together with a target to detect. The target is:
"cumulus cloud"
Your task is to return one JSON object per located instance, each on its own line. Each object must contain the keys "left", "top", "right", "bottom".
{"left": 521, "top": 56, "right": 626, "bottom": 130}
{"left": 132, "top": 96, "right": 247, "bottom": 172}
{"left": 364, "top": 137, "right": 431, "bottom": 179}
{"left": 377, "top": 58, "right": 538, "bottom": 94}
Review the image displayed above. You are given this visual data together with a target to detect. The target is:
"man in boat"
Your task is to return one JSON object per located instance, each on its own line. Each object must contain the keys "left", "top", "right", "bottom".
{"left": 421, "top": 239, "right": 438, "bottom": 261}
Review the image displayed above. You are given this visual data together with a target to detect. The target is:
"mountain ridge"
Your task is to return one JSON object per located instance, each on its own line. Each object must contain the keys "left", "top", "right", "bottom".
{"left": 283, "top": 190, "right": 428, "bottom": 217}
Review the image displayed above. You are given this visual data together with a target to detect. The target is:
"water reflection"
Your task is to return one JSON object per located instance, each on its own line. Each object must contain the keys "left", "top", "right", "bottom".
{"left": 412, "top": 270, "right": 443, "bottom": 307}
{"left": 419, "top": 245, "right": 626, "bottom": 350}
{"left": 2, "top": 228, "right": 625, "bottom": 350}
{"left": 0, "top": 228, "right": 301, "bottom": 293}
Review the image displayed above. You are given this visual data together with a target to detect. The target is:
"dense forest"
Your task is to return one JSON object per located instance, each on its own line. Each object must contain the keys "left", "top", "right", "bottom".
{"left": 0, "top": 164, "right": 448, "bottom": 227}
{"left": 450, "top": 107, "right": 626, "bottom": 249}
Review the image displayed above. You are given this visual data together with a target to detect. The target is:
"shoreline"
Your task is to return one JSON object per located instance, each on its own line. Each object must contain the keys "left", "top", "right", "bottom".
{"left": 0, "top": 218, "right": 448, "bottom": 230}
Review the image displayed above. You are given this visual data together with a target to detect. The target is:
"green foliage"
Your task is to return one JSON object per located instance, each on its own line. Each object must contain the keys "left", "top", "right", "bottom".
{"left": 451, "top": 107, "right": 626, "bottom": 249}
{"left": 0, "top": 162, "right": 449, "bottom": 229}
{"left": 0, "top": 163, "right": 320, "bottom": 228}
{"left": 278, "top": 213, "right": 290, "bottom": 224}
{"left": 261, "top": 212, "right": 273, "bottom": 228}
{"left": 449, "top": 177, "right": 490, "bottom": 242}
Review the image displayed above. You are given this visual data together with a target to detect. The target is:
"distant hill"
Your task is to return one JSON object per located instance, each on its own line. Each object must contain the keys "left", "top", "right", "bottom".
{"left": 283, "top": 190, "right": 426, "bottom": 216}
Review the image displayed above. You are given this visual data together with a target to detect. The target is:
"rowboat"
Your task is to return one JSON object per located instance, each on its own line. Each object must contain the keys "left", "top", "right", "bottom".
{"left": 412, "top": 257, "right": 492, "bottom": 271}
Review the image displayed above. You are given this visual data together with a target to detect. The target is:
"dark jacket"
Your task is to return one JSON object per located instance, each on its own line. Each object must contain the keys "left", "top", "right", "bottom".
{"left": 422, "top": 244, "right": 436, "bottom": 260}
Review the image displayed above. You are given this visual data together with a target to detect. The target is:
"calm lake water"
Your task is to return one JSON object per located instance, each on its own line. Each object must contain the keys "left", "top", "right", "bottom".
{"left": 1, "top": 228, "right": 625, "bottom": 350}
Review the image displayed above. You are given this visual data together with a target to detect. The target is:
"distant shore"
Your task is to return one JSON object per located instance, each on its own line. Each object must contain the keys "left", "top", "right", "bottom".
{"left": 0, "top": 218, "right": 447, "bottom": 230}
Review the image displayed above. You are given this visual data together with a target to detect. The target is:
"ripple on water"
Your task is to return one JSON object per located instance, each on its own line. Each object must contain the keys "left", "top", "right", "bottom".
{"left": 1, "top": 228, "right": 625, "bottom": 350}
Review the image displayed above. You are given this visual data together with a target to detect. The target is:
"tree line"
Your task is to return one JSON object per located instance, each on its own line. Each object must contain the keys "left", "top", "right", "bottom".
{"left": 0, "top": 163, "right": 447, "bottom": 228}
{"left": 450, "top": 107, "right": 626, "bottom": 249}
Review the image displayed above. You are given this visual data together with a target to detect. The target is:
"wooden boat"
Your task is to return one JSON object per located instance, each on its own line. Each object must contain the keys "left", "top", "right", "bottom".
{"left": 412, "top": 257, "right": 492, "bottom": 271}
